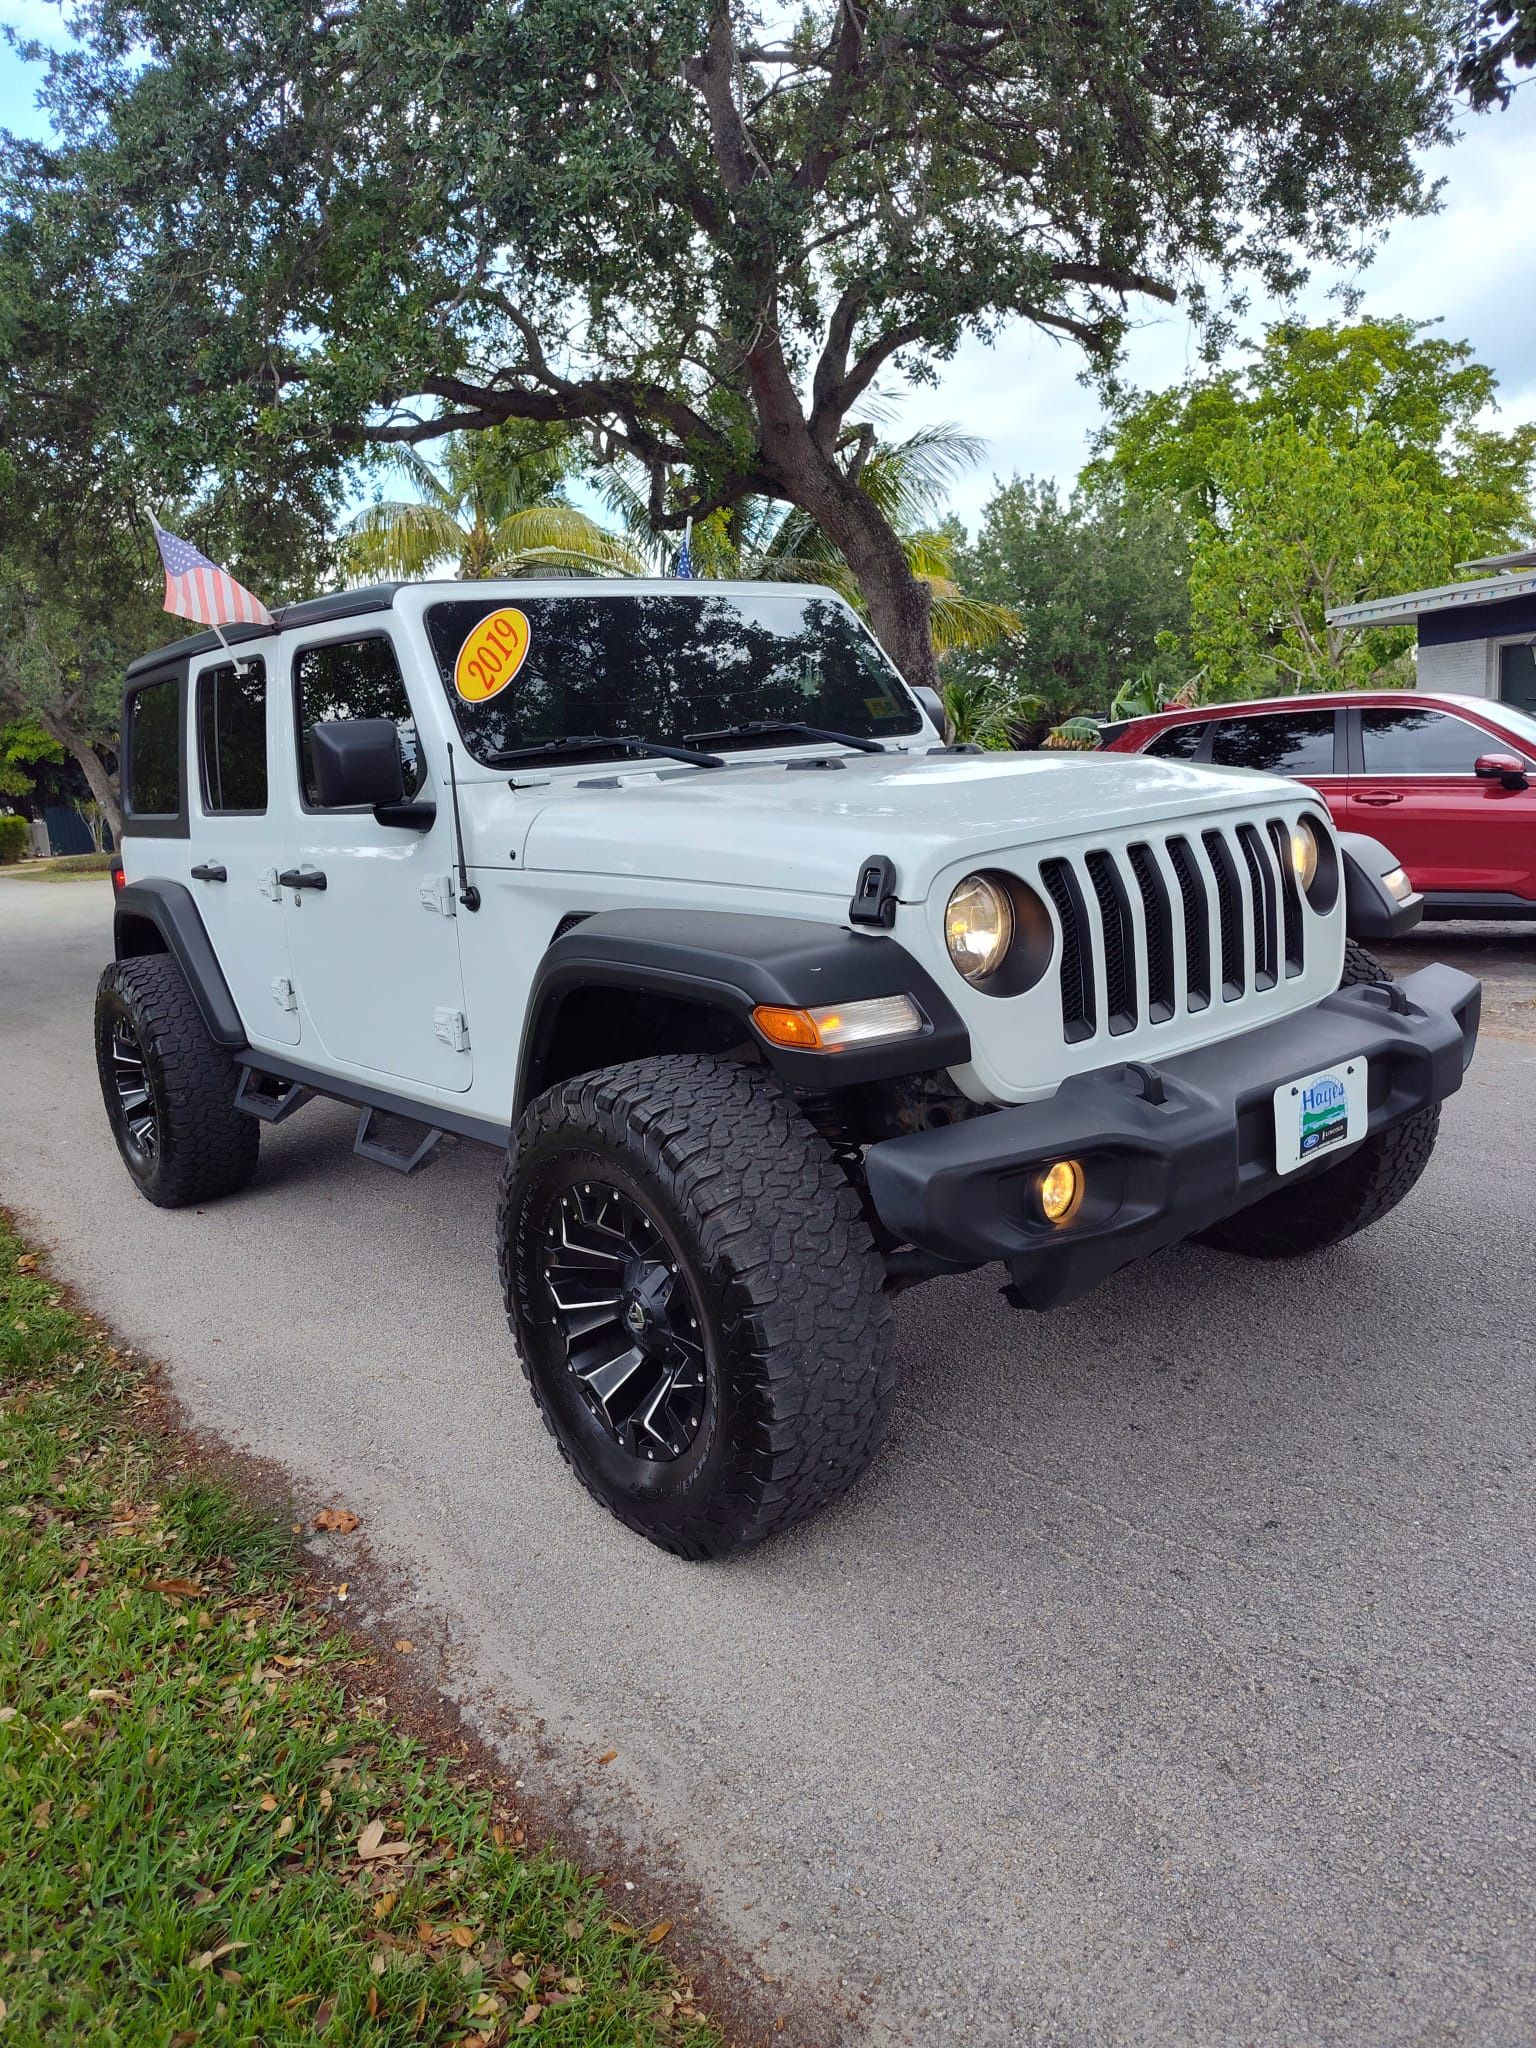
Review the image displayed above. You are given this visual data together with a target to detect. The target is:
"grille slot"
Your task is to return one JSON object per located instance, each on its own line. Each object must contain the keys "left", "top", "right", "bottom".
{"left": 1084, "top": 849, "right": 1137, "bottom": 1034}
{"left": 1166, "top": 836, "right": 1211, "bottom": 1012}
{"left": 1201, "top": 829, "right": 1245, "bottom": 1000}
{"left": 1237, "top": 824, "right": 1279, "bottom": 991}
{"left": 1039, "top": 857, "right": 1096, "bottom": 1042}
{"left": 1268, "top": 819, "right": 1305, "bottom": 975}
{"left": 1127, "top": 843, "right": 1175, "bottom": 1023}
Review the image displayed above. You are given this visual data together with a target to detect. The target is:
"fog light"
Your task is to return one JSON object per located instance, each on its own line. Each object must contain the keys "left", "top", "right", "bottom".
{"left": 1038, "top": 1158, "right": 1083, "bottom": 1224}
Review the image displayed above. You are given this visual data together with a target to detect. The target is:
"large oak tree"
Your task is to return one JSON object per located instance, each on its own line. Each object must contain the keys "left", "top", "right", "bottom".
{"left": 4, "top": 0, "right": 1465, "bottom": 685}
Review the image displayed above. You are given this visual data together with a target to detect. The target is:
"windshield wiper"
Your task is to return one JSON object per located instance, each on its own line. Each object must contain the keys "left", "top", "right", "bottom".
{"left": 489, "top": 732, "right": 725, "bottom": 770}
{"left": 686, "top": 719, "right": 886, "bottom": 756}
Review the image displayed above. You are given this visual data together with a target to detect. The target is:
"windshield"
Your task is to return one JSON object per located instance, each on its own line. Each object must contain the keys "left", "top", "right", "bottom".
{"left": 424, "top": 590, "right": 922, "bottom": 763}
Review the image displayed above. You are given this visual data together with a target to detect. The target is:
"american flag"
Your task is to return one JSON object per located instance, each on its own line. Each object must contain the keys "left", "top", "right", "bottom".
{"left": 150, "top": 516, "right": 274, "bottom": 628}
{"left": 675, "top": 518, "right": 694, "bottom": 579}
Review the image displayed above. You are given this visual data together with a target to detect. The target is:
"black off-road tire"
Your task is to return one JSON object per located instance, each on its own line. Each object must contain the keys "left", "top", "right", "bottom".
{"left": 499, "top": 1055, "right": 893, "bottom": 1559}
{"left": 1196, "top": 940, "right": 1438, "bottom": 1259}
{"left": 94, "top": 954, "right": 260, "bottom": 1208}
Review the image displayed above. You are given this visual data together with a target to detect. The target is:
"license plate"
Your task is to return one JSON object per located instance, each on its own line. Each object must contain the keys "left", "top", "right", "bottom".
{"left": 1273, "top": 1058, "right": 1367, "bottom": 1175}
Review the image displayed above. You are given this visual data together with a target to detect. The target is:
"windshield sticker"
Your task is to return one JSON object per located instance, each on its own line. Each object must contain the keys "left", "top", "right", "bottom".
{"left": 455, "top": 608, "right": 531, "bottom": 703}
{"left": 863, "top": 695, "right": 902, "bottom": 720}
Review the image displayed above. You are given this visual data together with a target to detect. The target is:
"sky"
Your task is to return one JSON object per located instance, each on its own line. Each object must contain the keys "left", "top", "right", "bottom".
{"left": 3, "top": 9, "right": 1534, "bottom": 534}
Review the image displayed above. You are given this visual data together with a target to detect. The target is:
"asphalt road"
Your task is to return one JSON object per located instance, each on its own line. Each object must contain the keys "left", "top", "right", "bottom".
{"left": 3, "top": 878, "right": 1534, "bottom": 2046}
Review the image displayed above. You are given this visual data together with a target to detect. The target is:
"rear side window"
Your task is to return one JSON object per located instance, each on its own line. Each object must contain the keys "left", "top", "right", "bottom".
{"left": 293, "top": 635, "right": 424, "bottom": 804}
{"left": 198, "top": 660, "right": 267, "bottom": 813}
{"left": 1360, "top": 706, "right": 1495, "bottom": 775}
{"left": 1145, "top": 721, "right": 1208, "bottom": 760}
{"left": 1210, "top": 709, "right": 1336, "bottom": 776}
{"left": 126, "top": 676, "right": 182, "bottom": 815}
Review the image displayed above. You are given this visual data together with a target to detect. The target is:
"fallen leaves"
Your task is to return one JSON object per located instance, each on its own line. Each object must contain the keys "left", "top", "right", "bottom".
{"left": 16, "top": 1252, "right": 39, "bottom": 1273}
{"left": 646, "top": 1920, "right": 673, "bottom": 1946}
{"left": 596, "top": 1749, "right": 618, "bottom": 1767}
{"left": 312, "top": 1507, "right": 360, "bottom": 1534}
{"left": 392, "top": 1638, "right": 414, "bottom": 1654}
{"left": 355, "top": 1817, "right": 412, "bottom": 1862}
{"left": 147, "top": 1578, "right": 203, "bottom": 1599}
{"left": 190, "top": 1939, "right": 248, "bottom": 1972}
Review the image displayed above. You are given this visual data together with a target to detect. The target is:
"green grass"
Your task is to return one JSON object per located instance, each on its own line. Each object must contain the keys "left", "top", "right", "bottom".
{"left": 0, "top": 852, "right": 115, "bottom": 881}
{"left": 0, "top": 1217, "right": 720, "bottom": 2046}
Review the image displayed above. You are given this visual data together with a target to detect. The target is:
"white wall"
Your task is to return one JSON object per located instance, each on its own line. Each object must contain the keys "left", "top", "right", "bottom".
{"left": 1415, "top": 638, "right": 1493, "bottom": 696}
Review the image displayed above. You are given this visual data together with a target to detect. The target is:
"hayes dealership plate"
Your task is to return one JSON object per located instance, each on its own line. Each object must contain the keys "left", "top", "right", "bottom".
{"left": 1273, "top": 1059, "right": 1367, "bottom": 1175}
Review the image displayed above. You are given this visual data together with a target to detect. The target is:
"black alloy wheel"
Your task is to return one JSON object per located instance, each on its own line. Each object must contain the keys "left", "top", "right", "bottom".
{"left": 108, "top": 1018, "right": 159, "bottom": 1165}
{"left": 538, "top": 1177, "right": 709, "bottom": 1463}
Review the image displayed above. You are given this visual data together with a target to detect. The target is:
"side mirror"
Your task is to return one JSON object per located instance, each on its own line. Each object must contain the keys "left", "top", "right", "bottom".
{"left": 309, "top": 718, "right": 406, "bottom": 808}
{"left": 1474, "top": 750, "right": 1529, "bottom": 792}
{"left": 913, "top": 684, "right": 954, "bottom": 746}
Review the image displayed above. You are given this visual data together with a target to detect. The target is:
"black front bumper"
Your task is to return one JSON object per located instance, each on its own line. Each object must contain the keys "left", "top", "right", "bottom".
{"left": 864, "top": 963, "right": 1481, "bottom": 1309}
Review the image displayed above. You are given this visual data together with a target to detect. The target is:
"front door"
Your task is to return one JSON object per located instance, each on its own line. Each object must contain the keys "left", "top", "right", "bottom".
{"left": 187, "top": 651, "right": 300, "bottom": 1048}
{"left": 279, "top": 626, "right": 474, "bottom": 1092}
{"left": 1345, "top": 702, "right": 1536, "bottom": 899}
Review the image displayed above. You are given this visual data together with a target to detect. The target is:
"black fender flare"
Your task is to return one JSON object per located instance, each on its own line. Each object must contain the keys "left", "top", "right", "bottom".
{"left": 515, "top": 909, "right": 970, "bottom": 1113}
{"left": 113, "top": 879, "right": 247, "bottom": 1048}
{"left": 1337, "top": 831, "right": 1423, "bottom": 942}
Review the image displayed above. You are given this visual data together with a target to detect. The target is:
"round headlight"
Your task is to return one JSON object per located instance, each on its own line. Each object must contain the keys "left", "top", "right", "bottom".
{"left": 1290, "top": 819, "right": 1320, "bottom": 894}
{"left": 946, "top": 873, "right": 1014, "bottom": 983}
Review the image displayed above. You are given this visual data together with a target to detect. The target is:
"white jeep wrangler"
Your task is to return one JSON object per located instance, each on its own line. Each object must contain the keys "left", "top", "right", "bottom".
{"left": 99, "top": 580, "right": 1481, "bottom": 1556}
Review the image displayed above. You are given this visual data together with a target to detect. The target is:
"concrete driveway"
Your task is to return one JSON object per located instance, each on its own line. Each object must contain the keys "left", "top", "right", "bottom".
{"left": 3, "top": 877, "right": 1534, "bottom": 2046}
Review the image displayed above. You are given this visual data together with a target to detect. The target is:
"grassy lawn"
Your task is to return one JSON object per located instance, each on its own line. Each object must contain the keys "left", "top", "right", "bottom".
{"left": 0, "top": 853, "right": 116, "bottom": 882}
{"left": 0, "top": 1214, "right": 721, "bottom": 2046}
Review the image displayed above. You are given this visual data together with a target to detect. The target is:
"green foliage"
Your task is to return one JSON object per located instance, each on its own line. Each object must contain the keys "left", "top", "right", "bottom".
{"left": 0, "top": 1214, "right": 720, "bottom": 2045}
{"left": 341, "top": 425, "right": 644, "bottom": 582}
{"left": 947, "top": 478, "right": 1193, "bottom": 722}
{"left": 0, "top": 0, "right": 1469, "bottom": 683}
{"left": 1458, "top": 0, "right": 1536, "bottom": 105}
{"left": 0, "top": 813, "right": 29, "bottom": 863}
{"left": 1041, "top": 716, "right": 1104, "bottom": 751}
{"left": 1090, "top": 317, "right": 1536, "bottom": 695}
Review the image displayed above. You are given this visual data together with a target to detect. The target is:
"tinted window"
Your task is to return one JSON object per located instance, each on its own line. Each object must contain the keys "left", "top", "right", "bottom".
{"left": 1360, "top": 707, "right": 1494, "bottom": 775}
{"left": 1211, "top": 710, "right": 1336, "bottom": 775}
{"left": 294, "top": 635, "right": 423, "bottom": 803}
{"left": 198, "top": 660, "right": 267, "bottom": 812}
{"left": 424, "top": 591, "right": 922, "bottom": 764}
{"left": 1145, "top": 721, "right": 1208, "bottom": 760}
{"left": 127, "top": 676, "right": 181, "bottom": 815}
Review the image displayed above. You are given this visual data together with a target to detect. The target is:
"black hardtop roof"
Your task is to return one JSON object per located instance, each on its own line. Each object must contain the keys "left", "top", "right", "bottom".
{"left": 124, "top": 585, "right": 403, "bottom": 679}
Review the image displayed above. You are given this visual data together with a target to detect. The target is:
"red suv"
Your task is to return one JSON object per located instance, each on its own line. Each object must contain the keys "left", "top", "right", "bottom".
{"left": 1105, "top": 691, "right": 1536, "bottom": 920}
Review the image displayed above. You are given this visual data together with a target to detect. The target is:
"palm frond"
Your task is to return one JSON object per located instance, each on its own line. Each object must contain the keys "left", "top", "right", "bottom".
{"left": 926, "top": 591, "right": 1022, "bottom": 653}
{"left": 339, "top": 501, "right": 468, "bottom": 580}
{"left": 488, "top": 505, "right": 646, "bottom": 576}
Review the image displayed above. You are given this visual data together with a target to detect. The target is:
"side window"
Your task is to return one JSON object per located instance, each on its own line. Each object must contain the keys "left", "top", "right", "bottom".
{"left": 1145, "top": 721, "right": 1208, "bottom": 760}
{"left": 198, "top": 659, "right": 267, "bottom": 813}
{"left": 1210, "top": 709, "right": 1336, "bottom": 776}
{"left": 293, "top": 635, "right": 423, "bottom": 805}
{"left": 126, "top": 675, "right": 182, "bottom": 816}
{"left": 1361, "top": 706, "right": 1501, "bottom": 775}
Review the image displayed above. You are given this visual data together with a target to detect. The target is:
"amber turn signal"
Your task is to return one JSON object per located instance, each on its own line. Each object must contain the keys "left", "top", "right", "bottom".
{"left": 751, "top": 994, "right": 925, "bottom": 1052}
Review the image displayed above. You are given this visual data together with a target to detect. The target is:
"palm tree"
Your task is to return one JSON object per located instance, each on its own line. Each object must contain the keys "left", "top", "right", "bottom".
{"left": 597, "top": 426, "right": 1021, "bottom": 655}
{"left": 340, "top": 423, "right": 644, "bottom": 583}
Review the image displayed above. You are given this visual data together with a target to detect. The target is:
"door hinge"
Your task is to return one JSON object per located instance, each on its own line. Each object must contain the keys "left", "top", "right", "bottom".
{"left": 433, "top": 1007, "right": 471, "bottom": 1053}
{"left": 271, "top": 976, "right": 298, "bottom": 1013}
{"left": 421, "top": 874, "right": 457, "bottom": 917}
{"left": 259, "top": 868, "right": 284, "bottom": 903}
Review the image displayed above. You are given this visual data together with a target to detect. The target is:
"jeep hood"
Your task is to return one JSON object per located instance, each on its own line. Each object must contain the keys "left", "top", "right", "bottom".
{"left": 512, "top": 749, "right": 1308, "bottom": 903}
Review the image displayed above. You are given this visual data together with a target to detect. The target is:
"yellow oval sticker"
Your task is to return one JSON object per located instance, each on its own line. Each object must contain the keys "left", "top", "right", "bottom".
{"left": 454, "top": 607, "right": 531, "bottom": 703}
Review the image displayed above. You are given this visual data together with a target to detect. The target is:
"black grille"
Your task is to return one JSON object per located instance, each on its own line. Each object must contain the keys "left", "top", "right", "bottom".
{"left": 1039, "top": 857, "right": 1096, "bottom": 1042}
{"left": 1237, "top": 824, "right": 1278, "bottom": 990}
{"left": 1084, "top": 849, "right": 1137, "bottom": 1034}
{"left": 1166, "top": 836, "right": 1211, "bottom": 1011}
{"left": 1268, "top": 820, "right": 1305, "bottom": 975}
{"left": 1202, "top": 830, "right": 1245, "bottom": 1000}
{"left": 1127, "top": 843, "right": 1175, "bottom": 1023}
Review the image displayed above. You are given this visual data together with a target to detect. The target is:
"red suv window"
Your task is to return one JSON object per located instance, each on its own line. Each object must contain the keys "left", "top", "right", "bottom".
{"left": 1359, "top": 706, "right": 1497, "bottom": 774}
{"left": 1145, "top": 720, "right": 1209, "bottom": 760}
{"left": 1209, "top": 709, "right": 1337, "bottom": 775}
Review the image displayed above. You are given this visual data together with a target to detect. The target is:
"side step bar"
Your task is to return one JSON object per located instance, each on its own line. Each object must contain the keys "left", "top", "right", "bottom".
{"left": 233, "top": 1068, "right": 315, "bottom": 1124}
{"left": 353, "top": 1106, "right": 446, "bottom": 1175}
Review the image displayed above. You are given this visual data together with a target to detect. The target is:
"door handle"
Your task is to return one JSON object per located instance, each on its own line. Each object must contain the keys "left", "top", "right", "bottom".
{"left": 1356, "top": 792, "right": 1402, "bottom": 806}
{"left": 190, "top": 862, "right": 228, "bottom": 883}
{"left": 277, "top": 867, "right": 328, "bottom": 891}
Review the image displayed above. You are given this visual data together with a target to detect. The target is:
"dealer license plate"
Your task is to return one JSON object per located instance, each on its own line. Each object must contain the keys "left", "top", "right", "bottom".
{"left": 1273, "top": 1058, "right": 1367, "bottom": 1175}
